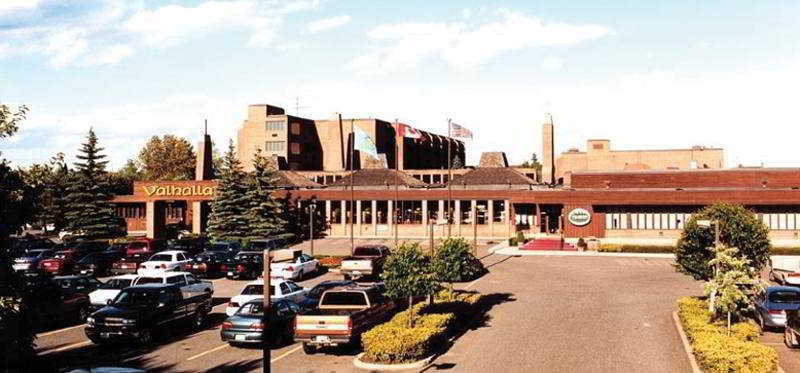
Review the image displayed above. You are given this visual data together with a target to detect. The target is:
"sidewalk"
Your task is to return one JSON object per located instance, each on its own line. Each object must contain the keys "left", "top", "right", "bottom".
{"left": 488, "top": 243, "right": 676, "bottom": 259}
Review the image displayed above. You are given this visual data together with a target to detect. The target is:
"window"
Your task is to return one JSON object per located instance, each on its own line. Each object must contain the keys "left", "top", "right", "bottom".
{"left": 287, "top": 282, "right": 302, "bottom": 293}
{"left": 177, "top": 253, "right": 186, "bottom": 261}
{"left": 186, "top": 274, "right": 197, "bottom": 284}
{"left": 291, "top": 142, "right": 301, "bottom": 155}
{"left": 291, "top": 122, "right": 301, "bottom": 135}
{"left": 265, "top": 141, "right": 284, "bottom": 151}
{"left": 653, "top": 214, "right": 662, "bottom": 230}
{"left": 780, "top": 214, "right": 788, "bottom": 230}
{"left": 605, "top": 214, "right": 613, "bottom": 230}
{"left": 266, "top": 120, "right": 285, "bottom": 131}
{"left": 167, "top": 275, "right": 187, "bottom": 287}
{"left": 646, "top": 214, "right": 654, "bottom": 229}
{"left": 668, "top": 214, "right": 677, "bottom": 230}
{"left": 789, "top": 214, "right": 796, "bottom": 230}
{"left": 280, "top": 283, "right": 290, "bottom": 295}
{"left": 620, "top": 213, "right": 628, "bottom": 229}
{"left": 630, "top": 214, "right": 638, "bottom": 230}
{"left": 770, "top": 214, "right": 779, "bottom": 230}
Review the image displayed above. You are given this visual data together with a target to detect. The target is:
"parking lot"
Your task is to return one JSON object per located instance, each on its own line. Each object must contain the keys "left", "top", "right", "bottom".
{"left": 23, "top": 239, "right": 733, "bottom": 373}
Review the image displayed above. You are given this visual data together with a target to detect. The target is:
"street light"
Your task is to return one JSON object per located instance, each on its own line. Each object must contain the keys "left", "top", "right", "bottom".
{"left": 307, "top": 201, "right": 317, "bottom": 257}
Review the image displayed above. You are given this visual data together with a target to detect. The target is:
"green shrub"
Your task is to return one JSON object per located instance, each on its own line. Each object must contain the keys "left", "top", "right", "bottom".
{"left": 677, "top": 297, "right": 778, "bottom": 373}
{"left": 515, "top": 231, "right": 525, "bottom": 245}
{"left": 432, "top": 238, "right": 484, "bottom": 283}
{"left": 508, "top": 237, "right": 517, "bottom": 246}
{"left": 577, "top": 237, "right": 587, "bottom": 249}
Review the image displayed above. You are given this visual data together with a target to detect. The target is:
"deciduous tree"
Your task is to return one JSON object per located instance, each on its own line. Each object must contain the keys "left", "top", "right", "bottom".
{"left": 381, "top": 243, "right": 440, "bottom": 326}
{"left": 676, "top": 203, "right": 771, "bottom": 281}
{"left": 138, "top": 135, "right": 195, "bottom": 180}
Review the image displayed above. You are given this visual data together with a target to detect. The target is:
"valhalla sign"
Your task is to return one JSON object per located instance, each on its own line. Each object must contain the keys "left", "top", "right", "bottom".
{"left": 568, "top": 208, "right": 591, "bottom": 226}
{"left": 143, "top": 185, "right": 215, "bottom": 197}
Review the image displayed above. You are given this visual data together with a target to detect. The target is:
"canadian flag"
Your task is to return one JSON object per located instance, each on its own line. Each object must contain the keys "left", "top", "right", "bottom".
{"left": 395, "top": 122, "right": 423, "bottom": 139}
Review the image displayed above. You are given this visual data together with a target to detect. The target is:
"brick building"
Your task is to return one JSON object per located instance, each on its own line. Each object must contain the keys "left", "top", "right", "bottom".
{"left": 236, "top": 104, "right": 465, "bottom": 172}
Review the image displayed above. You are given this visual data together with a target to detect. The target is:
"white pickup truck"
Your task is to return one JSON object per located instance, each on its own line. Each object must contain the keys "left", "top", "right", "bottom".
{"left": 769, "top": 256, "right": 800, "bottom": 285}
{"left": 270, "top": 254, "right": 319, "bottom": 280}
{"left": 134, "top": 271, "right": 214, "bottom": 299}
{"left": 340, "top": 245, "right": 391, "bottom": 280}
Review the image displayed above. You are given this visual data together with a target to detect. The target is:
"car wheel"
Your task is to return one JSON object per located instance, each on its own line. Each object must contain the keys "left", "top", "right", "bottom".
{"left": 302, "top": 342, "right": 316, "bottom": 354}
{"left": 138, "top": 328, "right": 153, "bottom": 346}
{"left": 193, "top": 311, "right": 206, "bottom": 329}
{"left": 297, "top": 269, "right": 304, "bottom": 280}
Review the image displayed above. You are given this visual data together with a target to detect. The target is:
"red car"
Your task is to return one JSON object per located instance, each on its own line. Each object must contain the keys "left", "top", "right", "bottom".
{"left": 110, "top": 256, "right": 148, "bottom": 275}
{"left": 125, "top": 238, "right": 166, "bottom": 257}
{"left": 39, "top": 250, "right": 87, "bottom": 275}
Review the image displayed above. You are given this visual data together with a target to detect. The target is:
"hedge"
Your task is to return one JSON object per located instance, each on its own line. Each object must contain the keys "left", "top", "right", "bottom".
{"left": 361, "top": 290, "right": 481, "bottom": 364}
{"left": 598, "top": 244, "right": 675, "bottom": 253}
{"left": 677, "top": 297, "right": 777, "bottom": 373}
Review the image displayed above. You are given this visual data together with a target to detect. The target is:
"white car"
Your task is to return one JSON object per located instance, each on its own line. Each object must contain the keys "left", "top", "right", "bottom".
{"left": 137, "top": 250, "right": 192, "bottom": 275}
{"left": 770, "top": 256, "right": 800, "bottom": 285}
{"left": 225, "top": 278, "right": 308, "bottom": 316}
{"left": 134, "top": 271, "right": 214, "bottom": 299}
{"left": 271, "top": 254, "right": 319, "bottom": 280}
{"left": 88, "top": 274, "right": 139, "bottom": 310}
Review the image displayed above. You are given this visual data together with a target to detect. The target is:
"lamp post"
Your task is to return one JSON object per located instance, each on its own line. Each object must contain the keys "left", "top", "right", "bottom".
{"left": 307, "top": 201, "right": 317, "bottom": 257}
{"left": 262, "top": 249, "right": 272, "bottom": 373}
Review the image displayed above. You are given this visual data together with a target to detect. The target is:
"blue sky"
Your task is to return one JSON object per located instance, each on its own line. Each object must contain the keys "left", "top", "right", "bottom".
{"left": 1, "top": 0, "right": 799, "bottom": 169}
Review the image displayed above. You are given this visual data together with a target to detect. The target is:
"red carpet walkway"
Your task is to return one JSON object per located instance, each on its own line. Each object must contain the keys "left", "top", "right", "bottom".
{"left": 520, "top": 238, "right": 577, "bottom": 251}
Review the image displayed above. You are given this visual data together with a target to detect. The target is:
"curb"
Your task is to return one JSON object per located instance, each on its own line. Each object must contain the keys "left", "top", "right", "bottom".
{"left": 493, "top": 247, "right": 675, "bottom": 259}
{"left": 353, "top": 352, "right": 435, "bottom": 371}
{"left": 672, "top": 311, "right": 702, "bottom": 373}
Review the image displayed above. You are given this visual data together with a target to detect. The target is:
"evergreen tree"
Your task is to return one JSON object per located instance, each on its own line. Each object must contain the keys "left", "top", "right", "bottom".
{"left": 451, "top": 155, "right": 463, "bottom": 169}
{"left": 64, "top": 129, "right": 124, "bottom": 239}
{"left": 207, "top": 141, "right": 250, "bottom": 240}
{"left": 246, "top": 149, "right": 287, "bottom": 238}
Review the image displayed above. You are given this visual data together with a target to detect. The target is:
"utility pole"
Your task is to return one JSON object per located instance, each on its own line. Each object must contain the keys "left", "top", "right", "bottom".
{"left": 262, "top": 249, "right": 272, "bottom": 373}
{"left": 447, "top": 119, "right": 453, "bottom": 238}
{"left": 394, "top": 119, "right": 399, "bottom": 248}
{"left": 350, "top": 119, "right": 355, "bottom": 254}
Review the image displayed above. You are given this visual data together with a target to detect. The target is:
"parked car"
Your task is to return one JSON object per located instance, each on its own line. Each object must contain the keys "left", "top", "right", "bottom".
{"left": 248, "top": 237, "right": 289, "bottom": 252}
{"left": 25, "top": 279, "right": 91, "bottom": 327}
{"left": 754, "top": 286, "right": 800, "bottom": 330}
{"left": 224, "top": 251, "right": 264, "bottom": 280}
{"left": 225, "top": 278, "right": 307, "bottom": 316}
{"left": 207, "top": 240, "right": 242, "bottom": 254}
{"left": 74, "top": 250, "right": 125, "bottom": 276}
{"left": 52, "top": 275, "right": 104, "bottom": 296}
{"left": 10, "top": 237, "right": 55, "bottom": 258}
{"left": 134, "top": 272, "right": 214, "bottom": 299}
{"left": 12, "top": 248, "right": 55, "bottom": 273}
{"left": 88, "top": 274, "right": 140, "bottom": 311}
{"left": 110, "top": 256, "right": 149, "bottom": 275}
{"left": 39, "top": 250, "right": 90, "bottom": 275}
{"left": 182, "top": 251, "right": 235, "bottom": 278}
{"left": 294, "top": 283, "right": 395, "bottom": 353}
{"left": 137, "top": 250, "right": 192, "bottom": 275}
{"left": 221, "top": 298, "right": 303, "bottom": 346}
{"left": 271, "top": 254, "right": 319, "bottom": 280}
{"left": 298, "top": 280, "right": 355, "bottom": 310}
{"left": 125, "top": 238, "right": 167, "bottom": 258}
{"left": 167, "top": 237, "right": 207, "bottom": 256}
{"left": 340, "top": 245, "right": 391, "bottom": 280}
{"left": 85, "top": 283, "right": 212, "bottom": 345}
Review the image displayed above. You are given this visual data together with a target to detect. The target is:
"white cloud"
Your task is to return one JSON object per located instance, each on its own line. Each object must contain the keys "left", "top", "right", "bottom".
{"left": 307, "top": 15, "right": 351, "bottom": 34}
{"left": 0, "top": 0, "right": 322, "bottom": 68}
{"left": 0, "top": 0, "right": 41, "bottom": 15}
{"left": 350, "top": 10, "right": 613, "bottom": 74}
{"left": 540, "top": 56, "right": 563, "bottom": 71}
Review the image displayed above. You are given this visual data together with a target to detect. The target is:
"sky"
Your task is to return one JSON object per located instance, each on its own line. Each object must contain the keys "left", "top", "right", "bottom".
{"left": 1, "top": 0, "right": 799, "bottom": 170}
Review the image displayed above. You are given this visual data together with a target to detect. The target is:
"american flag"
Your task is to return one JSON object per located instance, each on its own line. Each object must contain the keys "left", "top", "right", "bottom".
{"left": 449, "top": 121, "right": 473, "bottom": 139}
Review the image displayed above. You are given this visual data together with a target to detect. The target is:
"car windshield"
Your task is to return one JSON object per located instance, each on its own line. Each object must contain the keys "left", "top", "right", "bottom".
{"left": 241, "top": 284, "right": 276, "bottom": 296}
{"left": 77, "top": 254, "right": 99, "bottom": 263}
{"left": 195, "top": 254, "right": 213, "bottom": 262}
{"left": 136, "top": 277, "right": 164, "bottom": 285}
{"left": 149, "top": 254, "right": 173, "bottom": 262}
{"left": 236, "top": 302, "right": 265, "bottom": 316}
{"left": 23, "top": 250, "right": 49, "bottom": 259}
{"left": 320, "top": 292, "right": 368, "bottom": 306}
{"left": 100, "top": 278, "right": 133, "bottom": 289}
{"left": 113, "top": 290, "right": 157, "bottom": 307}
{"left": 309, "top": 284, "right": 334, "bottom": 298}
{"left": 353, "top": 247, "right": 381, "bottom": 256}
{"left": 53, "top": 251, "right": 69, "bottom": 259}
{"left": 770, "top": 291, "right": 800, "bottom": 303}
{"left": 237, "top": 254, "right": 260, "bottom": 262}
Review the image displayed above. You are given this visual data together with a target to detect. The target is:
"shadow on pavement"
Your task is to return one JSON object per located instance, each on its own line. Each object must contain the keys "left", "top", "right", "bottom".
{"left": 212, "top": 297, "right": 231, "bottom": 308}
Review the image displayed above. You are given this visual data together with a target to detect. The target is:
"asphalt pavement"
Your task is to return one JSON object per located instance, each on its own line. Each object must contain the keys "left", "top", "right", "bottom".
{"left": 25, "top": 241, "right": 711, "bottom": 372}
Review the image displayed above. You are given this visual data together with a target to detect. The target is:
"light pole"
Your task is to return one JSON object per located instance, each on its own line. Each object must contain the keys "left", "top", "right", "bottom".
{"left": 308, "top": 201, "right": 317, "bottom": 257}
{"left": 262, "top": 249, "right": 272, "bottom": 373}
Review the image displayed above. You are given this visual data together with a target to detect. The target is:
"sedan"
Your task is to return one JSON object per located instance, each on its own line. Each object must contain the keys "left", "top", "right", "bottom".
{"left": 225, "top": 279, "right": 307, "bottom": 316}
{"left": 137, "top": 250, "right": 191, "bottom": 275}
{"left": 52, "top": 275, "right": 104, "bottom": 297}
{"left": 74, "top": 251, "right": 125, "bottom": 276}
{"left": 221, "top": 298, "right": 303, "bottom": 346}
{"left": 182, "top": 251, "right": 235, "bottom": 278}
{"left": 12, "top": 249, "right": 55, "bottom": 273}
{"left": 755, "top": 286, "right": 800, "bottom": 330}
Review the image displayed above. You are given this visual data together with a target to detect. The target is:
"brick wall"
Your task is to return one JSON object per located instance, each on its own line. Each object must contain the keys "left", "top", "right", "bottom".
{"left": 571, "top": 169, "right": 800, "bottom": 189}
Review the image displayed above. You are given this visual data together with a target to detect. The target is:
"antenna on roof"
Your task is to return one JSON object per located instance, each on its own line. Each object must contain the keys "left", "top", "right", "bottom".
{"left": 294, "top": 96, "right": 308, "bottom": 116}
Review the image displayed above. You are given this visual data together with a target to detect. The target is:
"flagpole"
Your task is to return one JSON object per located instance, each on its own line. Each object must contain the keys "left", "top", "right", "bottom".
{"left": 350, "top": 119, "right": 355, "bottom": 254}
{"left": 447, "top": 118, "right": 452, "bottom": 238}
{"left": 394, "top": 120, "right": 399, "bottom": 248}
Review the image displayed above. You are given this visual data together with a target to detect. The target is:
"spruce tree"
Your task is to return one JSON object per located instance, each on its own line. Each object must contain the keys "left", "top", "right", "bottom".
{"left": 65, "top": 129, "right": 124, "bottom": 239}
{"left": 246, "top": 149, "right": 287, "bottom": 238}
{"left": 207, "top": 141, "right": 251, "bottom": 240}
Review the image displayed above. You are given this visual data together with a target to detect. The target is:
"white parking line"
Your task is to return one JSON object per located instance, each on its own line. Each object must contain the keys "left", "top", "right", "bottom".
{"left": 39, "top": 340, "right": 92, "bottom": 355}
{"left": 187, "top": 344, "right": 229, "bottom": 361}
{"left": 271, "top": 345, "right": 302, "bottom": 363}
{"left": 37, "top": 324, "right": 85, "bottom": 337}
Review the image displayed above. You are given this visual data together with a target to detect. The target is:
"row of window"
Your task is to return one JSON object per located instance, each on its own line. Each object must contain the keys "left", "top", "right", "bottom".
{"left": 606, "top": 212, "right": 800, "bottom": 231}
{"left": 264, "top": 141, "right": 301, "bottom": 154}
{"left": 265, "top": 121, "right": 303, "bottom": 135}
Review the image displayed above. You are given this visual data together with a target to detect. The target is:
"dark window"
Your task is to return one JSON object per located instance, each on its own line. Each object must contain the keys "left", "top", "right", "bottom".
{"left": 770, "top": 291, "right": 800, "bottom": 303}
{"left": 280, "top": 283, "right": 290, "bottom": 295}
{"left": 353, "top": 247, "right": 381, "bottom": 256}
{"left": 320, "top": 292, "right": 368, "bottom": 307}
